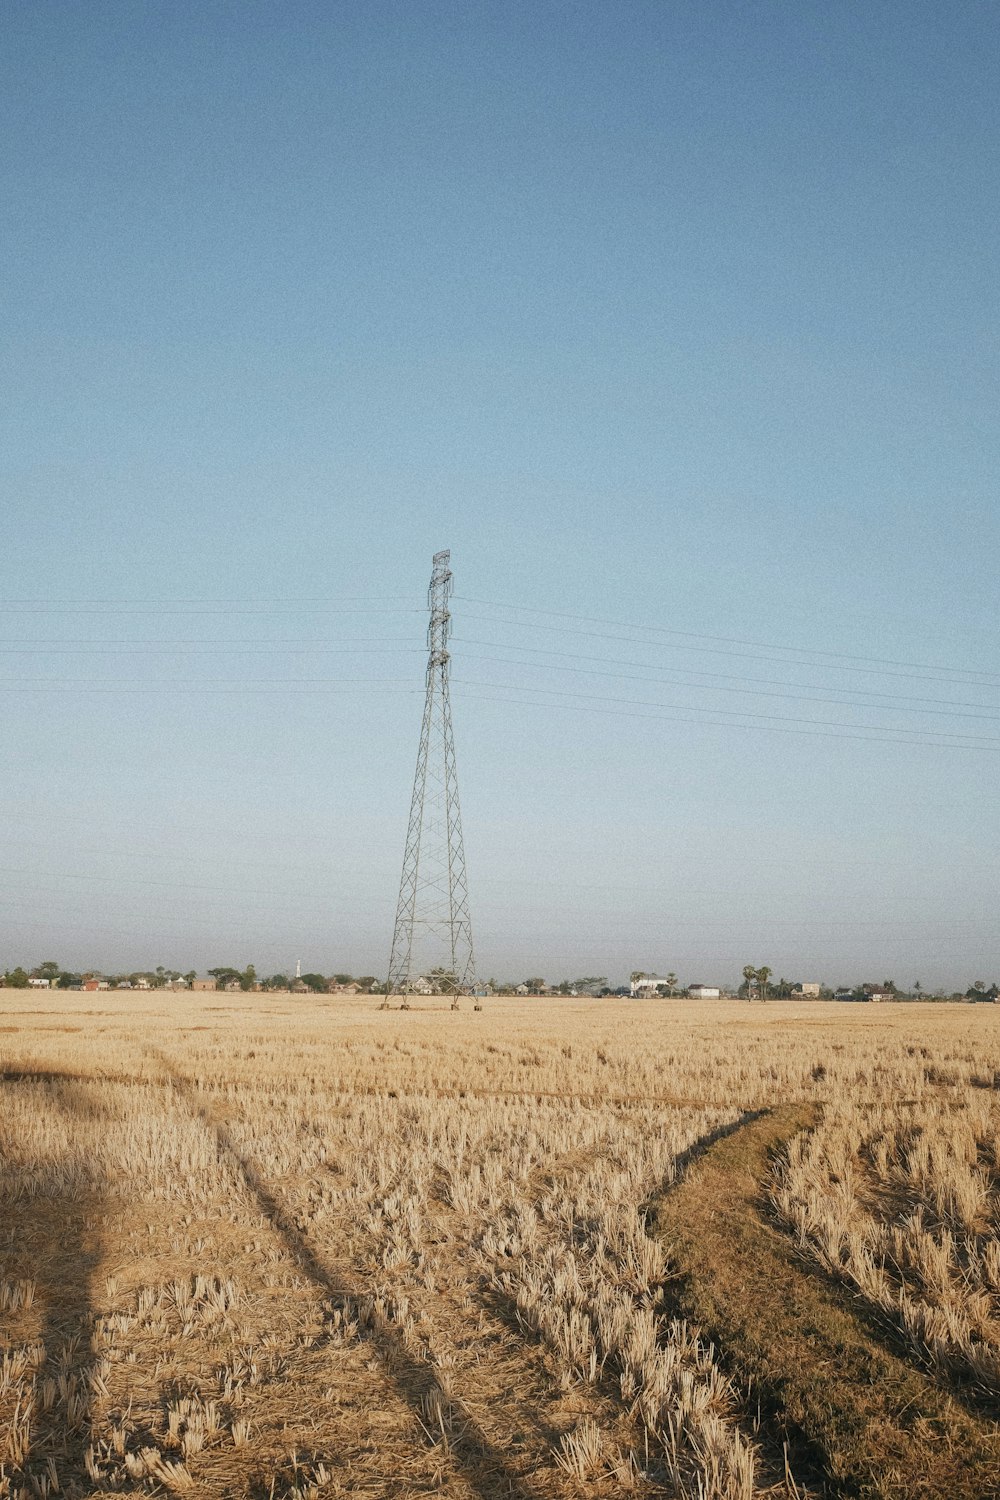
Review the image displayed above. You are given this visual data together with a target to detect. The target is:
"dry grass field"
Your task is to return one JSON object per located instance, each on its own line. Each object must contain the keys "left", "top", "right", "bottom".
{"left": 1, "top": 992, "right": 998, "bottom": 1499}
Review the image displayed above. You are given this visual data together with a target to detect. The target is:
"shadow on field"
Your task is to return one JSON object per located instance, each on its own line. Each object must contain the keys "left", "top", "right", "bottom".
{"left": 152, "top": 1050, "right": 537, "bottom": 1500}
{"left": 0, "top": 1074, "right": 102, "bottom": 1495}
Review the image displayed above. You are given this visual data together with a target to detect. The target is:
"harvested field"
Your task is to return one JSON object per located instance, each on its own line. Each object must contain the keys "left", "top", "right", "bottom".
{"left": 1, "top": 992, "right": 999, "bottom": 1499}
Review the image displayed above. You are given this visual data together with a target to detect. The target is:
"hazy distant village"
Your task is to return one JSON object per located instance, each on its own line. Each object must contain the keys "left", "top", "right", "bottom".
{"left": 2, "top": 960, "right": 997, "bottom": 1002}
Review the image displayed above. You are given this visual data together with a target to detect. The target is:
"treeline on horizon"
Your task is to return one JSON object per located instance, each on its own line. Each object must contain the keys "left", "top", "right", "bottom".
{"left": 0, "top": 961, "right": 997, "bottom": 1002}
{"left": 0, "top": 961, "right": 379, "bottom": 993}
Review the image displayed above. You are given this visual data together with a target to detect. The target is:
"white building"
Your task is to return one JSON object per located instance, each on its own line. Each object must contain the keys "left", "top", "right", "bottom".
{"left": 630, "top": 975, "right": 674, "bottom": 997}
{"left": 687, "top": 984, "right": 721, "bottom": 999}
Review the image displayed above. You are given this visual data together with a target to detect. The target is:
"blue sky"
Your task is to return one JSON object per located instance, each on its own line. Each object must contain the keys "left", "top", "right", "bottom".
{"left": 1, "top": 2, "right": 997, "bottom": 988}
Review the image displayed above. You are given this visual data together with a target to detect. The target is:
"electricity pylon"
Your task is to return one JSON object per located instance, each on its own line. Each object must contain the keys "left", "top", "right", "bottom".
{"left": 387, "top": 550, "right": 478, "bottom": 1001}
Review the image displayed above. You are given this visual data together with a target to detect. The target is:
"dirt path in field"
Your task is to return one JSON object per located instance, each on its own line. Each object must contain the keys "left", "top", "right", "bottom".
{"left": 647, "top": 1103, "right": 1000, "bottom": 1500}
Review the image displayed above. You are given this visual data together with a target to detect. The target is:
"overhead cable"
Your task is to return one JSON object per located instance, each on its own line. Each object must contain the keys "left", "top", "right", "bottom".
{"left": 454, "top": 595, "right": 998, "bottom": 682}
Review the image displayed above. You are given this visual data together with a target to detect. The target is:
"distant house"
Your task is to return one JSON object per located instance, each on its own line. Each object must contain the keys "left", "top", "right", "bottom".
{"left": 687, "top": 984, "right": 721, "bottom": 999}
{"left": 630, "top": 975, "right": 673, "bottom": 997}
{"left": 28, "top": 977, "right": 50, "bottom": 988}
{"left": 834, "top": 989, "right": 857, "bottom": 1002}
{"left": 291, "top": 980, "right": 310, "bottom": 994}
{"left": 190, "top": 978, "right": 216, "bottom": 992}
{"left": 82, "top": 979, "right": 109, "bottom": 992}
{"left": 327, "top": 980, "right": 361, "bottom": 993}
{"left": 791, "top": 982, "right": 821, "bottom": 998}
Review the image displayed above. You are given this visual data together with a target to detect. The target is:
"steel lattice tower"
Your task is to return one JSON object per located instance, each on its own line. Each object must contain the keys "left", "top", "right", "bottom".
{"left": 387, "top": 550, "right": 477, "bottom": 999}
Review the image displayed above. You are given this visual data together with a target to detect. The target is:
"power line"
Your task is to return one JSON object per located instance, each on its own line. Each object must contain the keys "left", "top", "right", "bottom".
{"left": 452, "top": 648, "right": 1000, "bottom": 722}
{"left": 0, "top": 668, "right": 994, "bottom": 744}
{"left": 452, "top": 686, "right": 1000, "bottom": 752}
{"left": 0, "top": 604, "right": 424, "bottom": 616}
{"left": 0, "top": 640, "right": 422, "bottom": 653}
{"left": 452, "top": 677, "right": 1000, "bottom": 741}
{"left": 3, "top": 591, "right": 993, "bottom": 683}
{"left": 454, "top": 595, "right": 999, "bottom": 682}
{"left": 456, "top": 612, "right": 1000, "bottom": 688}
{"left": 0, "top": 675, "right": 421, "bottom": 685}
{"left": 0, "top": 683, "right": 423, "bottom": 695}
{"left": 0, "top": 863, "right": 392, "bottom": 907}
{"left": 452, "top": 638, "right": 999, "bottom": 711}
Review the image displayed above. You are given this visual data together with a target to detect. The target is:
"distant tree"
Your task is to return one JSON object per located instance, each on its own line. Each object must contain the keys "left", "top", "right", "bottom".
{"left": 266, "top": 974, "right": 289, "bottom": 991}
{"left": 665, "top": 972, "right": 677, "bottom": 996}
{"left": 332, "top": 974, "right": 354, "bottom": 986}
{"left": 881, "top": 979, "right": 897, "bottom": 994}
{"left": 524, "top": 977, "right": 546, "bottom": 995}
{"left": 756, "top": 966, "right": 772, "bottom": 1001}
{"left": 183, "top": 970, "right": 196, "bottom": 984}
{"left": 428, "top": 968, "right": 458, "bottom": 994}
{"left": 355, "top": 976, "right": 377, "bottom": 991}
{"left": 57, "top": 971, "right": 78, "bottom": 989}
{"left": 913, "top": 980, "right": 922, "bottom": 996}
{"left": 741, "top": 965, "right": 758, "bottom": 1000}
{"left": 6, "top": 967, "right": 29, "bottom": 988}
{"left": 38, "top": 960, "right": 61, "bottom": 982}
{"left": 572, "top": 977, "right": 607, "bottom": 993}
{"left": 655, "top": 984, "right": 671, "bottom": 997}
{"left": 208, "top": 967, "right": 240, "bottom": 990}
{"left": 630, "top": 971, "right": 647, "bottom": 984}
{"left": 299, "top": 973, "right": 327, "bottom": 993}
{"left": 239, "top": 964, "right": 257, "bottom": 992}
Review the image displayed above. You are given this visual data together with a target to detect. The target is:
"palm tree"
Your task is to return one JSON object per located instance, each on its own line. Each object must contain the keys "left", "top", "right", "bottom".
{"left": 665, "top": 972, "right": 677, "bottom": 996}
{"left": 742, "top": 964, "right": 757, "bottom": 1001}
{"left": 756, "top": 966, "right": 772, "bottom": 1001}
